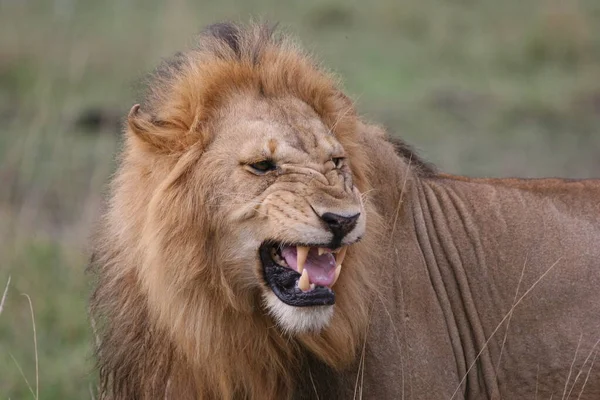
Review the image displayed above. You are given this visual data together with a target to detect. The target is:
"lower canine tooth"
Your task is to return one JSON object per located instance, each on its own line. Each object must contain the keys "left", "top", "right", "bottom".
{"left": 332, "top": 264, "right": 342, "bottom": 286}
{"left": 296, "top": 246, "right": 309, "bottom": 273}
{"left": 310, "top": 283, "right": 315, "bottom": 290}
{"left": 298, "top": 269, "right": 310, "bottom": 291}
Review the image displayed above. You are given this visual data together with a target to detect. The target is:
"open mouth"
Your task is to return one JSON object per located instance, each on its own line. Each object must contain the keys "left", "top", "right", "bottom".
{"left": 260, "top": 242, "right": 348, "bottom": 307}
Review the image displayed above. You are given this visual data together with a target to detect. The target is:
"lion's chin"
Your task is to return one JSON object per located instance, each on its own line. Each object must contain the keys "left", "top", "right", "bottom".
{"left": 263, "top": 291, "right": 334, "bottom": 334}
{"left": 259, "top": 241, "right": 350, "bottom": 333}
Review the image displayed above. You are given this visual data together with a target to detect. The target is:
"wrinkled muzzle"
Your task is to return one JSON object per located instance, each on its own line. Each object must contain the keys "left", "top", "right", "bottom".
{"left": 257, "top": 166, "right": 365, "bottom": 309}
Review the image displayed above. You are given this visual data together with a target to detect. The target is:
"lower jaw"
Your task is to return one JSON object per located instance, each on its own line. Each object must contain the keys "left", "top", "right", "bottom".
{"left": 263, "top": 291, "right": 335, "bottom": 334}
{"left": 263, "top": 262, "right": 336, "bottom": 307}
{"left": 260, "top": 243, "right": 336, "bottom": 307}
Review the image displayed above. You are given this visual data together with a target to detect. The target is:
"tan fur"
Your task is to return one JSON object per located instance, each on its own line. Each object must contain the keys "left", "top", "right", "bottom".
{"left": 90, "top": 22, "right": 600, "bottom": 400}
{"left": 90, "top": 23, "right": 382, "bottom": 399}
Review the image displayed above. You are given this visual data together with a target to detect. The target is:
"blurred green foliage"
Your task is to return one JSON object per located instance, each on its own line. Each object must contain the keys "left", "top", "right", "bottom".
{"left": 1, "top": 0, "right": 599, "bottom": 398}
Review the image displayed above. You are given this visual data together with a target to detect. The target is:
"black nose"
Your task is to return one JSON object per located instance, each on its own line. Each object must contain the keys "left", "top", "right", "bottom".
{"left": 320, "top": 212, "right": 360, "bottom": 239}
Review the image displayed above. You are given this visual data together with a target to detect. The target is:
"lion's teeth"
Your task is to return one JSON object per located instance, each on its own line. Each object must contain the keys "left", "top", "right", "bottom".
{"left": 335, "top": 246, "right": 347, "bottom": 265}
{"left": 332, "top": 264, "right": 342, "bottom": 286}
{"left": 310, "top": 283, "right": 315, "bottom": 290}
{"left": 298, "top": 269, "right": 310, "bottom": 291}
{"left": 296, "top": 246, "right": 309, "bottom": 273}
{"left": 271, "top": 248, "right": 288, "bottom": 267}
{"left": 271, "top": 249, "right": 285, "bottom": 265}
{"left": 318, "top": 247, "right": 326, "bottom": 256}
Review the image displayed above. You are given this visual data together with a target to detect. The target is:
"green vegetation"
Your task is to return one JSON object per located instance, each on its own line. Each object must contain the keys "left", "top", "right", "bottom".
{"left": 1, "top": 0, "right": 599, "bottom": 398}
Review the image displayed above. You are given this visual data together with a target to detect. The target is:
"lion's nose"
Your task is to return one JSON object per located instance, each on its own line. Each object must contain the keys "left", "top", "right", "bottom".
{"left": 320, "top": 212, "right": 360, "bottom": 239}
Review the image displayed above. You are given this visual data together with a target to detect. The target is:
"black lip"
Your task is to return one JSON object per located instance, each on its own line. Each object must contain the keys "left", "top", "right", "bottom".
{"left": 260, "top": 242, "right": 335, "bottom": 307}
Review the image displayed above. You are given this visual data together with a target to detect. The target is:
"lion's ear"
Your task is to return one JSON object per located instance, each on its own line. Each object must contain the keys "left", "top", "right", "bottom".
{"left": 127, "top": 104, "right": 180, "bottom": 154}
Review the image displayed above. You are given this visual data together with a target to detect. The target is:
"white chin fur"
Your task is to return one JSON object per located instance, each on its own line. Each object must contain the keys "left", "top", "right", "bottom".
{"left": 263, "top": 291, "right": 334, "bottom": 334}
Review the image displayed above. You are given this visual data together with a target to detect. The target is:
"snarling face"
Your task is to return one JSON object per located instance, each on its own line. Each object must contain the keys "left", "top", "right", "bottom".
{"left": 203, "top": 95, "right": 366, "bottom": 333}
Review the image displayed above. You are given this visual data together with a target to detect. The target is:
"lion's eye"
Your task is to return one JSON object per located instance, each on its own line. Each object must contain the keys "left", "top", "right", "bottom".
{"left": 248, "top": 159, "right": 277, "bottom": 174}
{"left": 332, "top": 157, "right": 345, "bottom": 169}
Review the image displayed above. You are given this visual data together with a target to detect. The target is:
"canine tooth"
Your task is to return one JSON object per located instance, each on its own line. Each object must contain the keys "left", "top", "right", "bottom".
{"left": 298, "top": 269, "right": 310, "bottom": 291}
{"left": 318, "top": 247, "right": 326, "bottom": 256}
{"left": 310, "top": 283, "right": 315, "bottom": 290}
{"left": 332, "top": 264, "right": 342, "bottom": 286}
{"left": 297, "top": 246, "right": 309, "bottom": 273}
{"left": 335, "top": 246, "right": 348, "bottom": 265}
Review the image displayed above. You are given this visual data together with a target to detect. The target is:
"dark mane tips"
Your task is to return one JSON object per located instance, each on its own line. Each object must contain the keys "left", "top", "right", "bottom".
{"left": 388, "top": 135, "right": 437, "bottom": 176}
{"left": 200, "top": 21, "right": 280, "bottom": 65}
{"left": 202, "top": 22, "right": 242, "bottom": 57}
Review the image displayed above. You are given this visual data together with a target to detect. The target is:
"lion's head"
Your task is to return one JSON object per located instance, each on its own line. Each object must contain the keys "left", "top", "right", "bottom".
{"left": 91, "top": 22, "right": 386, "bottom": 398}
{"left": 209, "top": 93, "right": 367, "bottom": 332}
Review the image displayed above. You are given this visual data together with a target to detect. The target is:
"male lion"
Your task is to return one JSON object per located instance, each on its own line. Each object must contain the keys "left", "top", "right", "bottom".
{"left": 90, "top": 22, "right": 600, "bottom": 399}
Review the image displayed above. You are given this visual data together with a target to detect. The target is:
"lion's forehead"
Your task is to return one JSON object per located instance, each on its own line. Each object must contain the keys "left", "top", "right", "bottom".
{"left": 226, "top": 116, "right": 341, "bottom": 164}
{"left": 218, "top": 97, "right": 342, "bottom": 162}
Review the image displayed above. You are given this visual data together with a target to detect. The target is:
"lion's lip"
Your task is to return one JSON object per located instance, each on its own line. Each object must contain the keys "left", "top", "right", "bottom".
{"left": 260, "top": 242, "right": 339, "bottom": 307}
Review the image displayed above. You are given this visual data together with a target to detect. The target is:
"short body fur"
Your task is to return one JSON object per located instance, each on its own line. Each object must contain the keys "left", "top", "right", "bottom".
{"left": 90, "top": 23, "right": 600, "bottom": 399}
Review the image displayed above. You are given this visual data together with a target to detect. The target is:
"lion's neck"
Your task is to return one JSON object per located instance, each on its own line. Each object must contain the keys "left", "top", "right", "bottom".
{"left": 396, "top": 175, "right": 600, "bottom": 397}
{"left": 162, "top": 293, "right": 366, "bottom": 400}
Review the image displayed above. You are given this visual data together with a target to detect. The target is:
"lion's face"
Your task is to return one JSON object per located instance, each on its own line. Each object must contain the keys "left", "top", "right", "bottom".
{"left": 199, "top": 94, "right": 366, "bottom": 333}
{"left": 94, "top": 24, "right": 379, "bottom": 398}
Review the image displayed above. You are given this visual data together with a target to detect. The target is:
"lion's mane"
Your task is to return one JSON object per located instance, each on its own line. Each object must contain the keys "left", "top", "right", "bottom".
{"left": 89, "top": 22, "right": 421, "bottom": 399}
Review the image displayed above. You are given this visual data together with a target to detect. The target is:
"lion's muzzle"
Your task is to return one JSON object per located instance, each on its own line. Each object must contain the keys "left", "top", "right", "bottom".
{"left": 318, "top": 211, "right": 360, "bottom": 249}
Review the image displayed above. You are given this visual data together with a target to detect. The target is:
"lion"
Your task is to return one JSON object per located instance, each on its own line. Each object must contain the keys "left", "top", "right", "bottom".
{"left": 89, "top": 22, "right": 600, "bottom": 399}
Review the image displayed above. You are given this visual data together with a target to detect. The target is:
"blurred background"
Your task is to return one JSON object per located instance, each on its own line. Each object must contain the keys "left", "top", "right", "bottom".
{"left": 1, "top": 0, "right": 599, "bottom": 398}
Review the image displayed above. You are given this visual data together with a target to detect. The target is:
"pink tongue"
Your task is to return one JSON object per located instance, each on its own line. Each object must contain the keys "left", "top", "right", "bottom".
{"left": 280, "top": 247, "right": 337, "bottom": 287}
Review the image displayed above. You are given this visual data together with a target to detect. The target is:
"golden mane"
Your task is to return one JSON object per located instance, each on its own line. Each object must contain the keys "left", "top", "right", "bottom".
{"left": 89, "top": 21, "right": 600, "bottom": 400}
{"left": 90, "top": 22, "right": 396, "bottom": 399}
